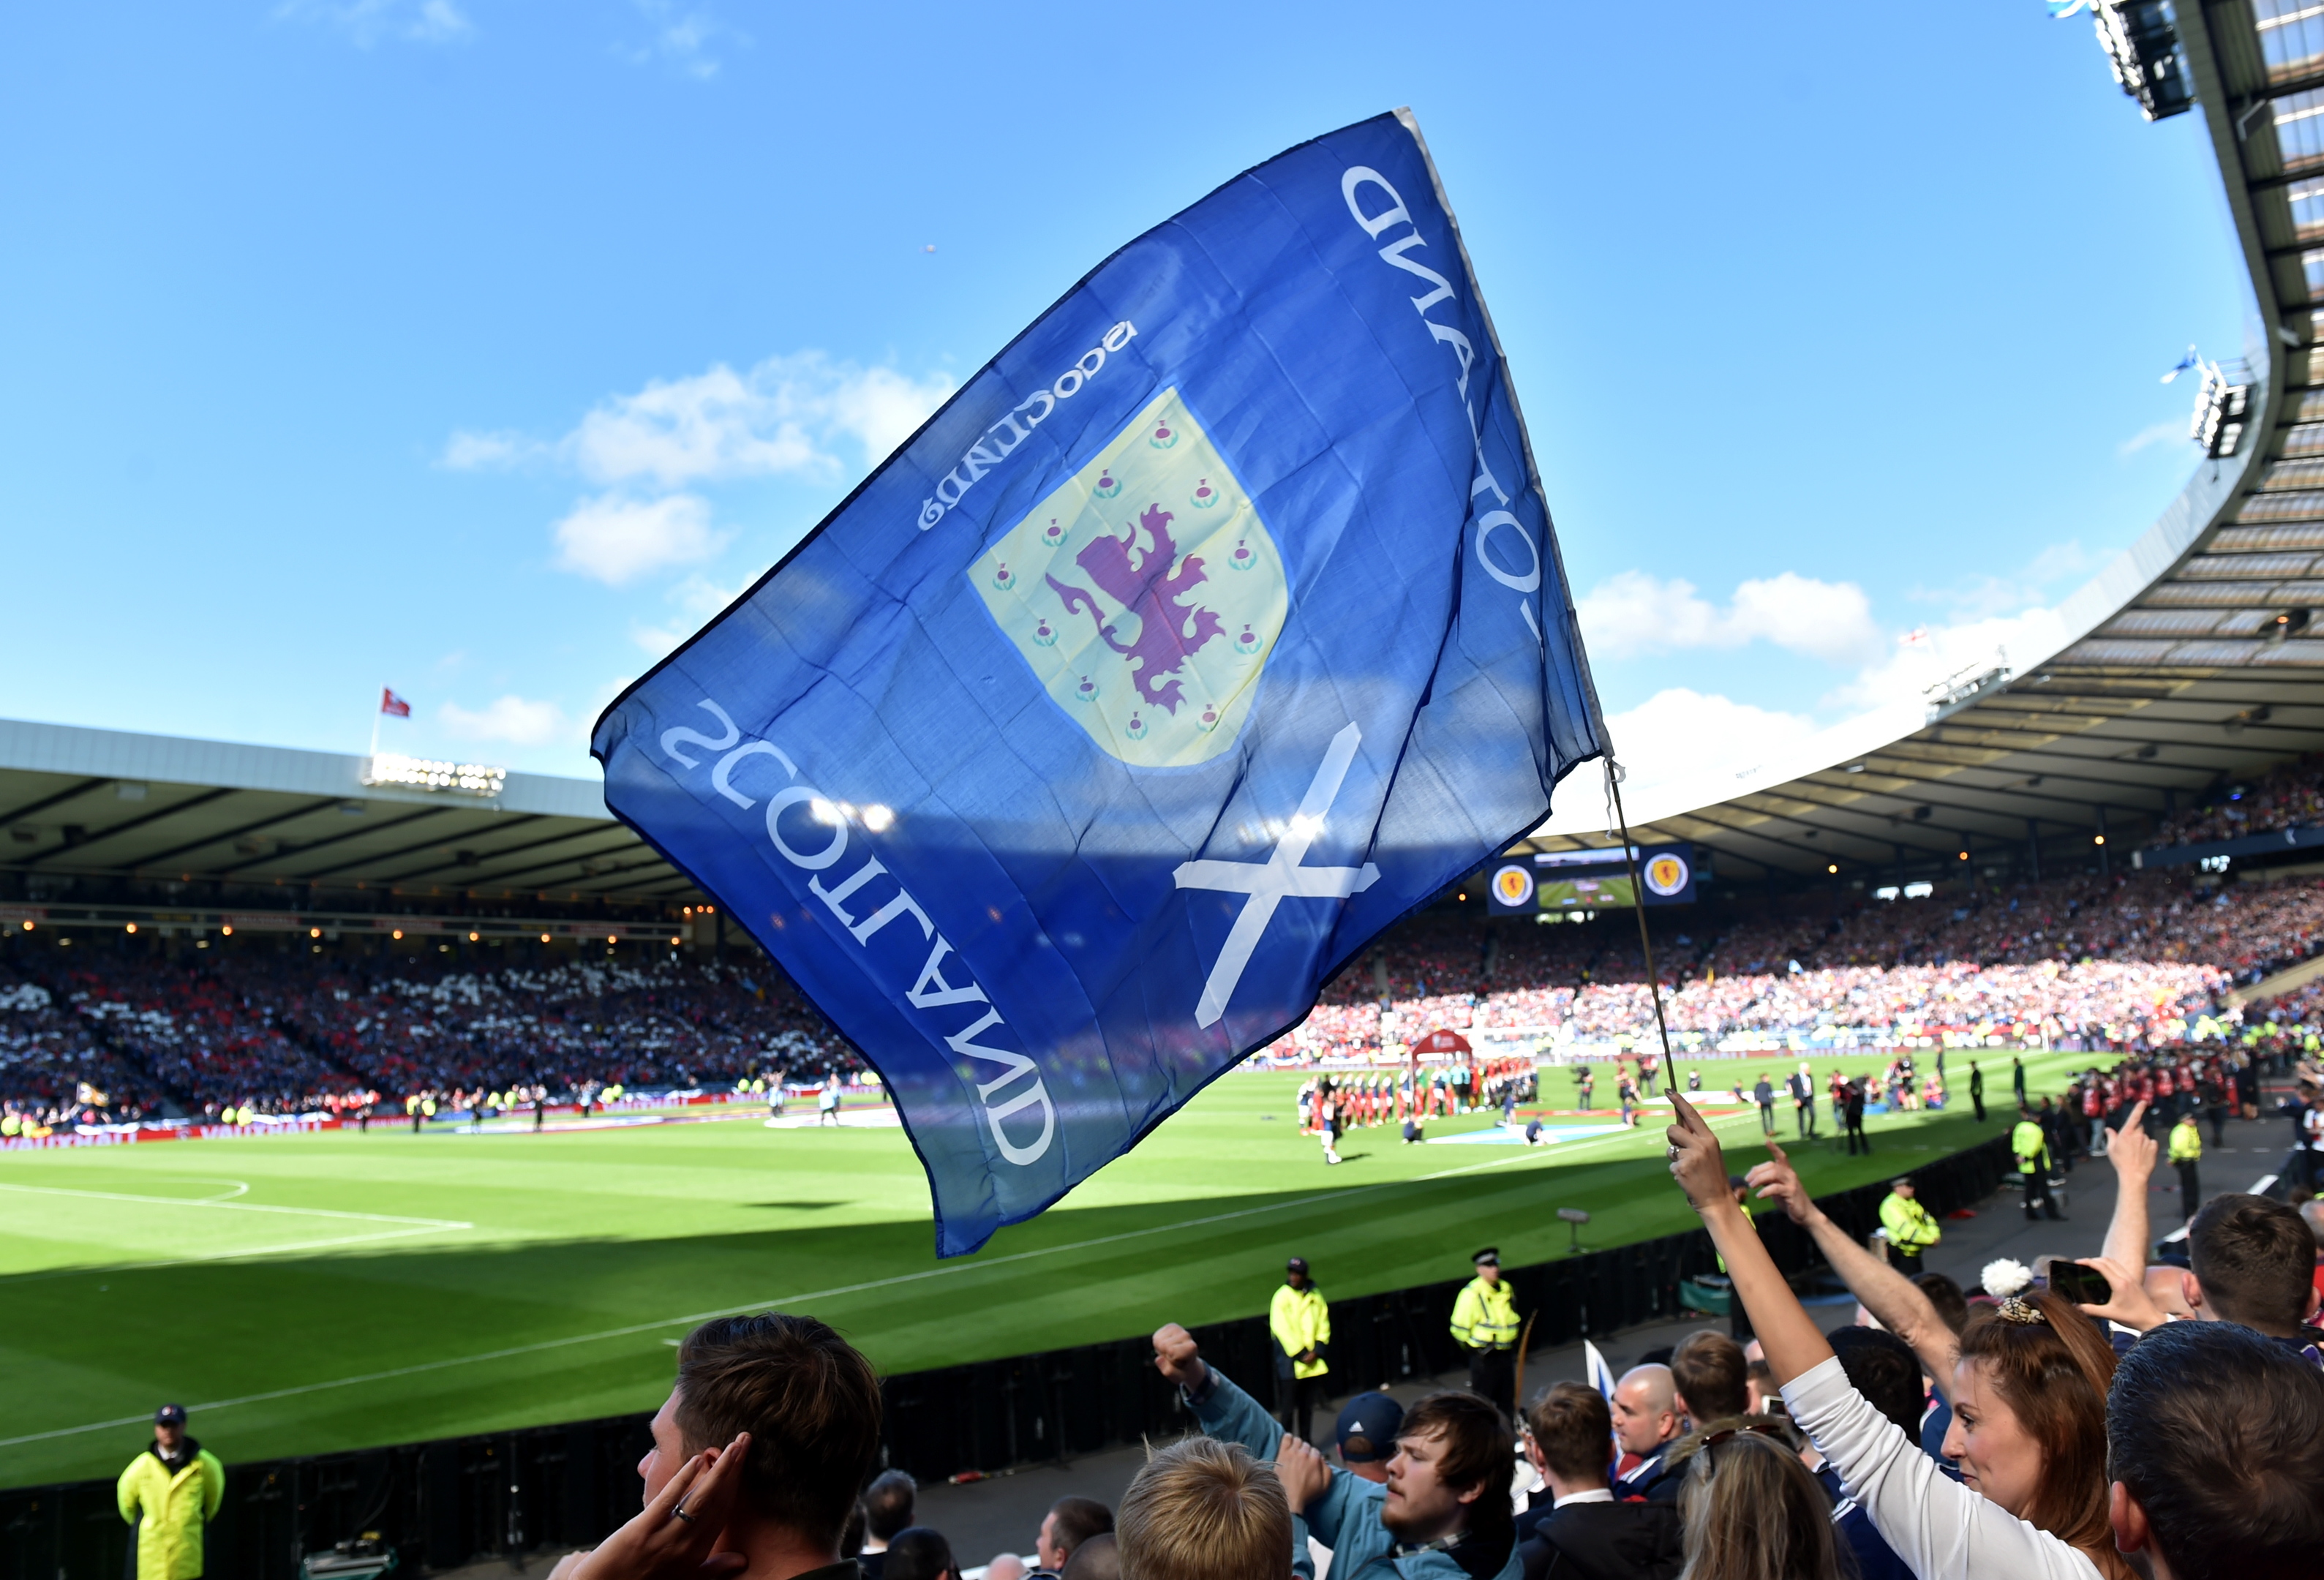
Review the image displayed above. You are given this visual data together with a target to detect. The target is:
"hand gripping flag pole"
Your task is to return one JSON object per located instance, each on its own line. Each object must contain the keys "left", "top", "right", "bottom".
{"left": 593, "top": 110, "right": 1611, "bottom": 1255}
{"left": 1605, "top": 759, "right": 1677, "bottom": 1096}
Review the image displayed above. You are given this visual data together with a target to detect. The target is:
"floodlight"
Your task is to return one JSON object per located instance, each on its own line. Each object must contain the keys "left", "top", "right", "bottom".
{"left": 362, "top": 753, "right": 508, "bottom": 797}
{"left": 2191, "top": 363, "right": 2251, "bottom": 458}
{"left": 2088, "top": 1, "right": 2192, "bottom": 121}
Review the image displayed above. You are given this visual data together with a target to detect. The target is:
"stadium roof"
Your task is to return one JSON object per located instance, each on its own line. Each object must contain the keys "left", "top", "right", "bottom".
{"left": 1532, "top": 4, "right": 2324, "bottom": 887}
{"left": 0, "top": 717, "right": 698, "bottom": 908}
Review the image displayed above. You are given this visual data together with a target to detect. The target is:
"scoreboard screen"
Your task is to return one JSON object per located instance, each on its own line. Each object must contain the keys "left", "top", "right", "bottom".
{"left": 1486, "top": 844, "right": 1696, "bottom": 914}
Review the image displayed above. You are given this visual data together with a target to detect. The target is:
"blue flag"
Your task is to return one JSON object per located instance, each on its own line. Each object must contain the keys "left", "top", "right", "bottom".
{"left": 593, "top": 110, "right": 1609, "bottom": 1256}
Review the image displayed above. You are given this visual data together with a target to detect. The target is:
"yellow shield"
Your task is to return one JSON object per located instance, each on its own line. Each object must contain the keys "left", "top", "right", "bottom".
{"left": 967, "top": 388, "right": 1287, "bottom": 767}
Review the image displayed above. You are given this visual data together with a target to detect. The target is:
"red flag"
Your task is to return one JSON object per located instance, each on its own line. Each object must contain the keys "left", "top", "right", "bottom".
{"left": 380, "top": 688, "right": 411, "bottom": 718}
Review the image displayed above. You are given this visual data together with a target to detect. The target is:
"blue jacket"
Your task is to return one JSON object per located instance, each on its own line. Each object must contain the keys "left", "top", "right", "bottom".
{"left": 1189, "top": 1366, "right": 1520, "bottom": 1580}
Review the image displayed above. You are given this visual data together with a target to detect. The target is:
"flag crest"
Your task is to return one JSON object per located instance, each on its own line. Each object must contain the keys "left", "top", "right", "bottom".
{"left": 593, "top": 110, "right": 1609, "bottom": 1256}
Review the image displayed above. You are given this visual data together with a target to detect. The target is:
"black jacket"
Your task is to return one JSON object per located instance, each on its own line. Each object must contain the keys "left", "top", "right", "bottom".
{"left": 1518, "top": 1502, "right": 1684, "bottom": 1580}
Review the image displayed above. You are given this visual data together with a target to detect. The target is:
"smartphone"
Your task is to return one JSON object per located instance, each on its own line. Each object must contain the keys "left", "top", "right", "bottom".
{"left": 2046, "top": 1261, "right": 2110, "bottom": 1306}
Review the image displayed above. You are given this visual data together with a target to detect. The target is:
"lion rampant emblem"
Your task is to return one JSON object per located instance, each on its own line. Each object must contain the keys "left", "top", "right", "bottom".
{"left": 1045, "top": 503, "right": 1225, "bottom": 715}
{"left": 967, "top": 388, "right": 1286, "bottom": 768}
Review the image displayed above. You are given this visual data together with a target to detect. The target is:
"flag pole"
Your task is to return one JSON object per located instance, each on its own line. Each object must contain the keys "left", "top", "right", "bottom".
{"left": 1606, "top": 761, "right": 1676, "bottom": 1096}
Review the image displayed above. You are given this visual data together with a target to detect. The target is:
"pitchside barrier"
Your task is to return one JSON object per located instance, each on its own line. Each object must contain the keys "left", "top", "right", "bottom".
{"left": 0, "top": 1135, "right": 2014, "bottom": 1580}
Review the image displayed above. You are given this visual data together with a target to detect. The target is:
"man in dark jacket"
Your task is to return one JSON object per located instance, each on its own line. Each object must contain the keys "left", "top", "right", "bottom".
{"left": 1516, "top": 1383, "right": 1680, "bottom": 1580}
{"left": 1843, "top": 1081, "right": 1870, "bottom": 1155}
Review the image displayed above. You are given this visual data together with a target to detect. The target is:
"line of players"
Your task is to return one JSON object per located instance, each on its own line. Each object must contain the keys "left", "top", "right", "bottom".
{"left": 1296, "top": 1058, "right": 1538, "bottom": 1135}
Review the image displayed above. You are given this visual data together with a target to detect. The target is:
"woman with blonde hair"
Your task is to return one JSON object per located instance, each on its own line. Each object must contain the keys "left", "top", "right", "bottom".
{"left": 1663, "top": 1094, "right": 2133, "bottom": 1580}
{"left": 1673, "top": 1426, "right": 1847, "bottom": 1580}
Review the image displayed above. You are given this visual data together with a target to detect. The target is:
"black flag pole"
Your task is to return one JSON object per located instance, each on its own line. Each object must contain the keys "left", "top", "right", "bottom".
{"left": 1605, "top": 761, "right": 1677, "bottom": 1096}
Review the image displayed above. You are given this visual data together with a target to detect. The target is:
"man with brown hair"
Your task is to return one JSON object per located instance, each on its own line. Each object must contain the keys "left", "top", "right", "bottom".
{"left": 1116, "top": 1438, "right": 1291, "bottom": 1580}
{"left": 1151, "top": 1324, "right": 1517, "bottom": 1580}
{"left": 552, "top": 1312, "right": 884, "bottom": 1580}
{"left": 1514, "top": 1383, "right": 1681, "bottom": 1580}
{"left": 2107, "top": 1320, "right": 2324, "bottom": 1580}
{"left": 1031, "top": 1497, "right": 1113, "bottom": 1580}
{"left": 2184, "top": 1194, "right": 2323, "bottom": 1343}
{"left": 1666, "top": 1331, "right": 1748, "bottom": 1428}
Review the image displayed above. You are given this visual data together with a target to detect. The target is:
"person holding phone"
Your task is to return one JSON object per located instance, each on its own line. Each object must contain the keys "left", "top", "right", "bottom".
{"left": 1665, "top": 1092, "right": 2134, "bottom": 1580}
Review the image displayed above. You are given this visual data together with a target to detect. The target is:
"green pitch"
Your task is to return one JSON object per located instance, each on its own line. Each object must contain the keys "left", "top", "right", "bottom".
{"left": 0, "top": 1052, "right": 2077, "bottom": 1487}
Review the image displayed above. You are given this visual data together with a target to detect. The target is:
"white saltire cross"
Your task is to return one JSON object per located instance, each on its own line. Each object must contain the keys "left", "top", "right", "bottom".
{"left": 1174, "top": 721, "right": 1381, "bottom": 1028}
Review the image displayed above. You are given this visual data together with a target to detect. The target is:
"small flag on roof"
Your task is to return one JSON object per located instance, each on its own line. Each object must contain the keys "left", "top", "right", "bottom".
{"left": 593, "top": 110, "right": 1610, "bottom": 1255}
{"left": 380, "top": 688, "right": 411, "bottom": 718}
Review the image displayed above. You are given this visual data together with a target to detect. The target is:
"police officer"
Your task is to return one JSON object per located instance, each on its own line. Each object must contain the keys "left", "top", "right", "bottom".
{"left": 118, "top": 1404, "right": 224, "bottom": 1580}
{"left": 1268, "top": 1256, "right": 1330, "bottom": 1441}
{"left": 2167, "top": 1110, "right": 2203, "bottom": 1221}
{"left": 1877, "top": 1175, "right": 1940, "bottom": 1275}
{"left": 2012, "top": 1106, "right": 2062, "bottom": 1222}
{"left": 1450, "top": 1246, "right": 1519, "bottom": 1416}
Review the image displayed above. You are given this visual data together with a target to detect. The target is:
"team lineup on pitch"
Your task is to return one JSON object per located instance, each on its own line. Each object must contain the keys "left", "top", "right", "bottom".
{"left": 0, "top": 1053, "right": 2072, "bottom": 1486}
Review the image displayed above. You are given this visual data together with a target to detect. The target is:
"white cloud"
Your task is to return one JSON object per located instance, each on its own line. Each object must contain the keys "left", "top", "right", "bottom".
{"left": 1829, "top": 604, "right": 2068, "bottom": 712}
{"left": 277, "top": 0, "right": 472, "bottom": 45}
{"left": 444, "top": 353, "right": 952, "bottom": 489}
{"left": 2118, "top": 418, "right": 2189, "bottom": 457}
{"left": 1602, "top": 688, "right": 1821, "bottom": 791}
{"left": 440, "top": 429, "right": 541, "bottom": 470}
{"left": 440, "top": 694, "right": 567, "bottom": 746}
{"left": 631, "top": 575, "right": 742, "bottom": 658}
{"left": 1577, "top": 570, "right": 1884, "bottom": 666}
{"left": 625, "top": 1, "right": 747, "bottom": 79}
{"left": 552, "top": 492, "right": 730, "bottom": 585}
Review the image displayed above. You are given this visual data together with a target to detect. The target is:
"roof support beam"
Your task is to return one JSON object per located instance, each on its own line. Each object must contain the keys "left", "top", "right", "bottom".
{"left": 129, "top": 797, "right": 351, "bottom": 870}
{"left": 14, "top": 787, "right": 240, "bottom": 869}
{"left": 450, "top": 836, "right": 651, "bottom": 889}
{"left": 388, "top": 821, "right": 609, "bottom": 884}
{"left": 0, "top": 778, "right": 111, "bottom": 830}
{"left": 197, "top": 807, "right": 456, "bottom": 878}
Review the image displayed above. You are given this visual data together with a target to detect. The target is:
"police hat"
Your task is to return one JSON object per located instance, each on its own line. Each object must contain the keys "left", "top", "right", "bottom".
{"left": 1286, "top": 1256, "right": 1310, "bottom": 1275}
{"left": 1334, "top": 1393, "right": 1405, "bottom": 1462}
{"left": 1472, "top": 1247, "right": 1499, "bottom": 1266}
{"left": 154, "top": 1404, "right": 187, "bottom": 1426}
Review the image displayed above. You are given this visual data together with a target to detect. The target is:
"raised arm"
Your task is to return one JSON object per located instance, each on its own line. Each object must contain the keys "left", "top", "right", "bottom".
{"left": 1745, "top": 1142, "right": 1960, "bottom": 1402}
{"left": 2099, "top": 1100, "right": 2154, "bottom": 1274}
{"left": 1667, "top": 1095, "right": 1834, "bottom": 1387}
{"left": 1674, "top": 1100, "right": 2099, "bottom": 1580}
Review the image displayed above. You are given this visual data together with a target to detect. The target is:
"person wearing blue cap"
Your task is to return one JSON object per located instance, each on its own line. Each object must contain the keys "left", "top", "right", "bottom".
{"left": 117, "top": 1404, "right": 224, "bottom": 1580}
{"left": 1269, "top": 1257, "right": 1331, "bottom": 1442}
{"left": 1331, "top": 1393, "right": 1404, "bottom": 1483}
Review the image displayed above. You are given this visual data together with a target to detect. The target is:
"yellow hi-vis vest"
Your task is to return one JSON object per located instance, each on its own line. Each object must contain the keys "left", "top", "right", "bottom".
{"left": 1879, "top": 1191, "right": 1941, "bottom": 1253}
{"left": 2011, "top": 1120, "right": 2050, "bottom": 1175}
{"left": 1269, "top": 1283, "right": 1331, "bottom": 1379}
{"left": 1451, "top": 1274, "right": 1519, "bottom": 1351}
{"left": 2168, "top": 1121, "right": 2203, "bottom": 1163}
{"left": 118, "top": 1445, "right": 225, "bottom": 1580}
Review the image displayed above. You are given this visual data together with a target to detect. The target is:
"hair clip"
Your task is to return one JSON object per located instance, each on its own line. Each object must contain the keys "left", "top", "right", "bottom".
{"left": 1997, "top": 1295, "right": 2047, "bottom": 1325}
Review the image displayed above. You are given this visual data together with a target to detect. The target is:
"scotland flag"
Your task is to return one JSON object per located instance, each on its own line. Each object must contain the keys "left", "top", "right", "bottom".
{"left": 593, "top": 110, "right": 1609, "bottom": 1255}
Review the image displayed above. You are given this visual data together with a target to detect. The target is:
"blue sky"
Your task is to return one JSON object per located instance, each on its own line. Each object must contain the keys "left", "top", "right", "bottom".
{"left": 0, "top": 2, "right": 2251, "bottom": 788}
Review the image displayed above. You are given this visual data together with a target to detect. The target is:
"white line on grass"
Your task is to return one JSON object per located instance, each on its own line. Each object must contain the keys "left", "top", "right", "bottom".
{"left": 0, "top": 1110, "right": 1752, "bottom": 1451}
{"left": 0, "top": 1181, "right": 469, "bottom": 1229}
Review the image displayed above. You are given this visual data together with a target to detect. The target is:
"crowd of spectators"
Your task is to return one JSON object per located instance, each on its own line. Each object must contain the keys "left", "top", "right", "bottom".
{"left": 514, "top": 1123, "right": 2324, "bottom": 1580}
{"left": 0, "top": 944, "right": 860, "bottom": 1127}
{"left": 2148, "top": 753, "right": 2324, "bottom": 849}
{"left": 1275, "top": 869, "right": 2324, "bottom": 1063}
{"left": 14, "top": 863, "right": 2324, "bottom": 1130}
